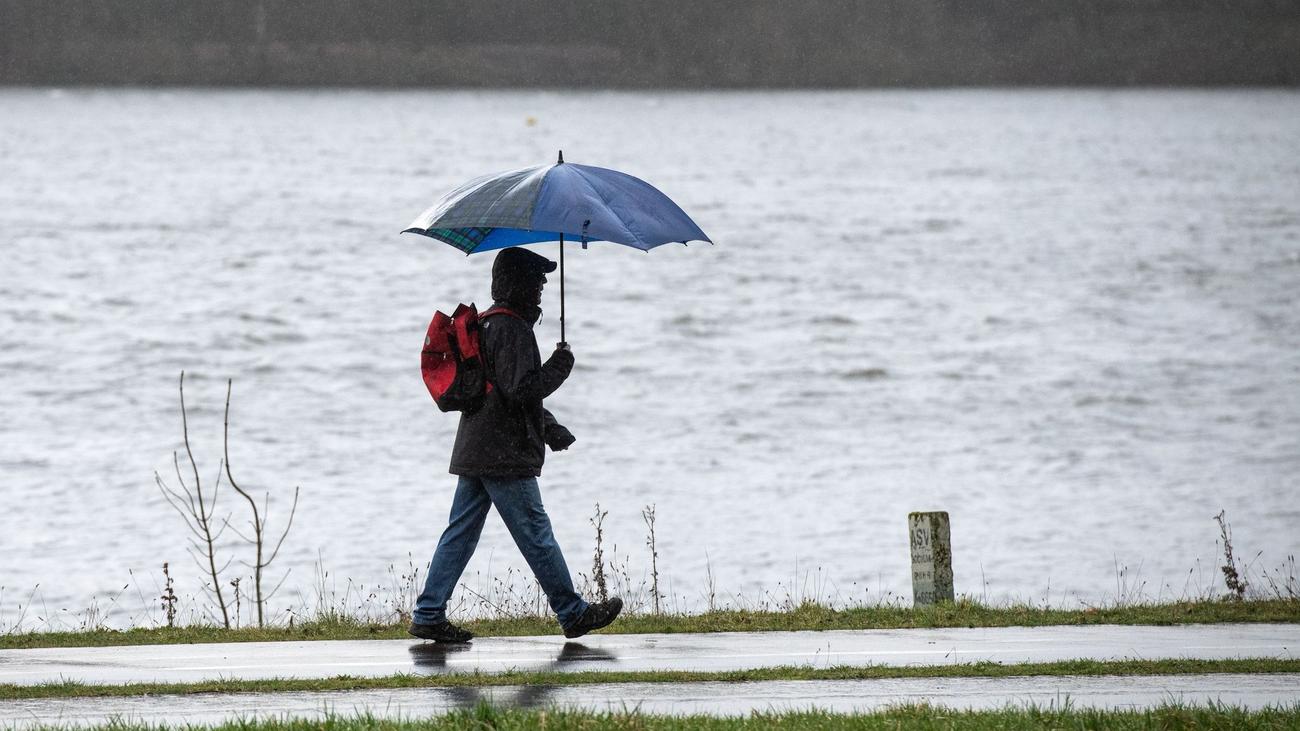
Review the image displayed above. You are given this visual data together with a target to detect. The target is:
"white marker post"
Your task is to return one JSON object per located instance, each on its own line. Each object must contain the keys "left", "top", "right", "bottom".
{"left": 909, "top": 511, "right": 954, "bottom": 606}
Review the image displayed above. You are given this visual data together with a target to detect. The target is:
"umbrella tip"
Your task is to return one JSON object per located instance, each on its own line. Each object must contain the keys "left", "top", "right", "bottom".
{"left": 557, "top": 150, "right": 564, "bottom": 164}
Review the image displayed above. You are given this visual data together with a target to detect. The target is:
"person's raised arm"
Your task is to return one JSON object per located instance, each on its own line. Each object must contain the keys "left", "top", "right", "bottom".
{"left": 490, "top": 320, "right": 574, "bottom": 405}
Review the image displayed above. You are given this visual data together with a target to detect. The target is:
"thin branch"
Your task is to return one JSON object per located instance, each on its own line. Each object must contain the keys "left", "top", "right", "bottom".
{"left": 266, "top": 569, "right": 293, "bottom": 602}
{"left": 224, "top": 380, "right": 256, "bottom": 507}
{"left": 171, "top": 453, "right": 197, "bottom": 516}
{"left": 223, "top": 517, "right": 255, "bottom": 544}
{"left": 459, "top": 585, "right": 509, "bottom": 616}
{"left": 208, "top": 460, "right": 225, "bottom": 518}
{"left": 159, "top": 495, "right": 202, "bottom": 539}
{"left": 179, "top": 372, "right": 204, "bottom": 512}
{"left": 265, "top": 487, "right": 300, "bottom": 565}
{"left": 157, "top": 474, "right": 205, "bottom": 542}
{"left": 156, "top": 471, "right": 193, "bottom": 510}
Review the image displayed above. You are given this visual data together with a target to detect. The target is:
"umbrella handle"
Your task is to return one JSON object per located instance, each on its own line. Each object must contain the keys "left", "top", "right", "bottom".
{"left": 559, "top": 232, "right": 566, "bottom": 345}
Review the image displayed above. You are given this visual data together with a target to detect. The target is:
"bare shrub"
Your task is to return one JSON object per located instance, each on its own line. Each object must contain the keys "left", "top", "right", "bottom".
{"left": 155, "top": 371, "right": 232, "bottom": 628}
{"left": 642, "top": 504, "right": 661, "bottom": 615}
{"left": 1214, "top": 510, "right": 1248, "bottom": 600}
{"left": 589, "top": 503, "right": 609, "bottom": 603}
{"left": 160, "top": 562, "right": 178, "bottom": 628}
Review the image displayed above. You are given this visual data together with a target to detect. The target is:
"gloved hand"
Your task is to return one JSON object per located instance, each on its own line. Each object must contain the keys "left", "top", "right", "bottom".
{"left": 545, "top": 422, "right": 576, "bottom": 451}
{"left": 548, "top": 343, "right": 575, "bottom": 371}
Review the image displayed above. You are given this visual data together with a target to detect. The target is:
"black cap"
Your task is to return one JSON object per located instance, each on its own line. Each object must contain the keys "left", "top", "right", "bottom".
{"left": 493, "top": 247, "right": 557, "bottom": 279}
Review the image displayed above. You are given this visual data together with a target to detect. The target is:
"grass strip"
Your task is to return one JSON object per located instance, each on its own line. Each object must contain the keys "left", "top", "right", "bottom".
{"left": 3, "top": 599, "right": 1298, "bottom": 650}
{"left": 16, "top": 703, "right": 1300, "bottom": 730}
{"left": 2, "top": 658, "right": 1298, "bottom": 701}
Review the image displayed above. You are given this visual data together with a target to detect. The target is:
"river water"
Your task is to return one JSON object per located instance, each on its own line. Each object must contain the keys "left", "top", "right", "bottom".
{"left": 1, "top": 89, "right": 1297, "bottom": 628}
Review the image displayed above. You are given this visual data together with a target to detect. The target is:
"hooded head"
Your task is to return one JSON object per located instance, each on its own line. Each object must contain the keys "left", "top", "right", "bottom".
{"left": 491, "top": 247, "right": 557, "bottom": 314}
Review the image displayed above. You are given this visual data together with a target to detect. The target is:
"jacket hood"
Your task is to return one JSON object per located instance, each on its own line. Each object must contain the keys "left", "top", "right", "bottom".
{"left": 490, "top": 267, "right": 542, "bottom": 324}
{"left": 491, "top": 248, "right": 550, "bottom": 324}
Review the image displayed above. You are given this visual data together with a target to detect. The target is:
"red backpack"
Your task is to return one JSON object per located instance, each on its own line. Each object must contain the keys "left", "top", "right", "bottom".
{"left": 421, "top": 304, "right": 519, "bottom": 412}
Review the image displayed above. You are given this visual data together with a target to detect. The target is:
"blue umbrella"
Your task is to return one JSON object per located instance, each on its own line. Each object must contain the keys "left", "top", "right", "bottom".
{"left": 403, "top": 151, "right": 710, "bottom": 342}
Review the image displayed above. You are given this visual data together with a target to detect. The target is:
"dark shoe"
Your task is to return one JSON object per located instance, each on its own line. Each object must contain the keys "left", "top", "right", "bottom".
{"left": 408, "top": 620, "right": 473, "bottom": 643}
{"left": 564, "top": 597, "right": 623, "bottom": 639}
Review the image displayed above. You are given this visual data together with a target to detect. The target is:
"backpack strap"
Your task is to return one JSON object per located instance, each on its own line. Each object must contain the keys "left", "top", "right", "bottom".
{"left": 480, "top": 307, "right": 523, "bottom": 321}
{"left": 474, "top": 307, "right": 523, "bottom": 396}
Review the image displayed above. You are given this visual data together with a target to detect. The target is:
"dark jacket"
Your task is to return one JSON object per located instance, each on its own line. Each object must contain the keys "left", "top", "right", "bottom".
{"left": 448, "top": 302, "right": 574, "bottom": 477}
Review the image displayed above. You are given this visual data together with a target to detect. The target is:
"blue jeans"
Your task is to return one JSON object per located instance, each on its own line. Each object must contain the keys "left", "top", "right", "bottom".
{"left": 413, "top": 475, "right": 589, "bottom": 629}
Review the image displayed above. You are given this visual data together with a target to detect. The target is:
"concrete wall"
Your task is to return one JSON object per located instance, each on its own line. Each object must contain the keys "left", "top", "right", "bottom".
{"left": 2, "top": 0, "right": 1298, "bottom": 86}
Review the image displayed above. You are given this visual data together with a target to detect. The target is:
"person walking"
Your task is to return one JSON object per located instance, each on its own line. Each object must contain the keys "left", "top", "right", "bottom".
{"left": 410, "top": 247, "right": 623, "bottom": 643}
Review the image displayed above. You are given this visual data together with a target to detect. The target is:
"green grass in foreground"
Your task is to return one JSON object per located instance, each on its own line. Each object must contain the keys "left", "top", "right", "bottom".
{"left": 3, "top": 598, "right": 1298, "bottom": 650}
{"left": 4, "top": 658, "right": 1299, "bottom": 701}
{"left": 24, "top": 704, "right": 1300, "bottom": 731}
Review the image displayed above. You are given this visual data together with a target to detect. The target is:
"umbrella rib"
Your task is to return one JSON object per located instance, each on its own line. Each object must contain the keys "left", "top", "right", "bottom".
{"left": 565, "top": 167, "right": 647, "bottom": 249}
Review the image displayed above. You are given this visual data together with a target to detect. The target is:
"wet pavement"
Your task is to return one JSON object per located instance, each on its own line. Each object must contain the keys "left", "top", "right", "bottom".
{"left": 1, "top": 624, "right": 1298, "bottom": 686}
{"left": 2, "top": 674, "right": 1298, "bottom": 727}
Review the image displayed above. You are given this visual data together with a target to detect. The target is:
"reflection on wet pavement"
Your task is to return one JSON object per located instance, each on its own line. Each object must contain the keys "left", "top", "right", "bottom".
{"left": 408, "top": 642, "right": 474, "bottom": 670}
{"left": 409, "top": 640, "right": 616, "bottom": 674}
{"left": 408, "top": 641, "right": 618, "bottom": 711}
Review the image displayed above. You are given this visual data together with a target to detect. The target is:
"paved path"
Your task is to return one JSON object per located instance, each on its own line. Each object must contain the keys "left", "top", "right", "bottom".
{"left": 2, "top": 674, "right": 1298, "bottom": 727}
{"left": 1, "top": 624, "right": 1297, "bottom": 686}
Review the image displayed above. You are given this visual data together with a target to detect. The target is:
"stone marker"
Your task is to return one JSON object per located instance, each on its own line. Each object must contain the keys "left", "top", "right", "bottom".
{"left": 909, "top": 511, "right": 954, "bottom": 605}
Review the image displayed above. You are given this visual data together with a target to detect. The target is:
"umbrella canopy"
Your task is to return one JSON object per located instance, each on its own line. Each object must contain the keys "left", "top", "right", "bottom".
{"left": 403, "top": 153, "right": 711, "bottom": 343}
{"left": 403, "top": 153, "right": 711, "bottom": 252}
